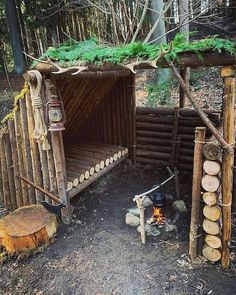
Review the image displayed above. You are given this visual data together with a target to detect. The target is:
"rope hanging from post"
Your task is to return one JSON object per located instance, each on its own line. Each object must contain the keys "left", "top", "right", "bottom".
{"left": 28, "top": 70, "right": 50, "bottom": 150}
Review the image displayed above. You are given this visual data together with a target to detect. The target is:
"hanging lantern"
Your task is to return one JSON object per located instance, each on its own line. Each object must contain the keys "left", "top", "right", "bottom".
{"left": 46, "top": 94, "right": 66, "bottom": 131}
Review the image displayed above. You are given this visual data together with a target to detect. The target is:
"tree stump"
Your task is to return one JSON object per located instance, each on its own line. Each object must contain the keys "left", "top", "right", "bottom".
{"left": 0, "top": 205, "right": 57, "bottom": 255}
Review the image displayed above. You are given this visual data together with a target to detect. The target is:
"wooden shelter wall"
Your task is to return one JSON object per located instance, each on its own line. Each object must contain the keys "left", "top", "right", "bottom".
{"left": 55, "top": 76, "right": 119, "bottom": 140}
{"left": 0, "top": 86, "right": 59, "bottom": 210}
{"left": 136, "top": 107, "right": 221, "bottom": 170}
{"left": 61, "top": 77, "right": 136, "bottom": 156}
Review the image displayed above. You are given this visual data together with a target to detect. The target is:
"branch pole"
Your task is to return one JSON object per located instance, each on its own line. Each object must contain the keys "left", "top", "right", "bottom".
{"left": 169, "top": 63, "right": 232, "bottom": 153}
{"left": 221, "top": 65, "right": 235, "bottom": 268}
{"left": 189, "top": 127, "right": 206, "bottom": 260}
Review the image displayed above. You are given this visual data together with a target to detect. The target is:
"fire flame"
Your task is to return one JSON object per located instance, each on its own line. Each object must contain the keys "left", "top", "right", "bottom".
{"left": 153, "top": 207, "right": 165, "bottom": 225}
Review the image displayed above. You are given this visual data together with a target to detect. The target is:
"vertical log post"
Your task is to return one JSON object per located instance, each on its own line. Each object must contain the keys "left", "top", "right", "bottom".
{"left": 179, "top": 68, "right": 188, "bottom": 108}
{"left": 189, "top": 127, "right": 206, "bottom": 260}
{"left": 3, "top": 131, "right": 16, "bottom": 208}
{"left": 129, "top": 74, "right": 136, "bottom": 165}
{"left": 221, "top": 65, "right": 235, "bottom": 268}
{"left": 8, "top": 119, "right": 23, "bottom": 207}
{"left": 25, "top": 93, "right": 44, "bottom": 202}
{"left": 14, "top": 108, "right": 29, "bottom": 205}
{"left": 19, "top": 98, "right": 36, "bottom": 204}
{"left": 171, "top": 107, "right": 180, "bottom": 167}
{"left": 0, "top": 133, "right": 11, "bottom": 209}
{"left": 45, "top": 79, "right": 71, "bottom": 223}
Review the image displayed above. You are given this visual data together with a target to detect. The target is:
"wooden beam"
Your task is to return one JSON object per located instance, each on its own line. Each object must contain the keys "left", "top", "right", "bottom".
{"left": 179, "top": 68, "right": 188, "bottom": 108}
{"left": 45, "top": 79, "right": 71, "bottom": 223}
{"left": 221, "top": 65, "right": 235, "bottom": 268}
{"left": 68, "top": 156, "right": 126, "bottom": 199}
{"left": 189, "top": 127, "right": 206, "bottom": 260}
{"left": 32, "top": 52, "right": 236, "bottom": 74}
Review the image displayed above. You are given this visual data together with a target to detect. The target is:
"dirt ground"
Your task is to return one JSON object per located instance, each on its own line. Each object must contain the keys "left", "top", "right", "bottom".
{"left": 0, "top": 164, "right": 236, "bottom": 295}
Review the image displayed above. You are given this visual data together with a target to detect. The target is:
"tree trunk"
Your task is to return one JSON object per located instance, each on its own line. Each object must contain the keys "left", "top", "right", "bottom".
{"left": 4, "top": 0, "right": 26, "bottom": 73}
{"left": 149, "top": 0, "right": 170, "bottom": 83}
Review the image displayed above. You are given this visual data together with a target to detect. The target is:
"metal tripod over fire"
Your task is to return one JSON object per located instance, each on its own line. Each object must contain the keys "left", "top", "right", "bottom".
{"left": 133, "top": 167, "right": 179, "bottom": 244}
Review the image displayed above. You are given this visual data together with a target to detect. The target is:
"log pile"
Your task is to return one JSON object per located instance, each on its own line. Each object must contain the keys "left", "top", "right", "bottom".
{"left": 64, "top": 143, "right": 128, "bottom": 198}
{"left": 136, "top": 107, "right": 220, "bottom": 170}
{"left": 201, "top": 148, "right": 223, "bottom": 262}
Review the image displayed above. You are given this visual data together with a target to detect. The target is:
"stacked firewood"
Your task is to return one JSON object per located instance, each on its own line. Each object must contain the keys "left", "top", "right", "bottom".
{"left": 136, "top": 107, "right": 220, "bottom": 170}
{"left": 201, "top": 142, "right": 223, "bottom": 262}
{"left": 65, "top": 143, "right": 128, "bottom": 192}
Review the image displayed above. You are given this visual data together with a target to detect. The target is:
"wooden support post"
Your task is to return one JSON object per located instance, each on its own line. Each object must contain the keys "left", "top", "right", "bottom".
{"left": 45, "top": 79, "right": 71, "bottom": 223}
{"left": 0, "top": 133, "right": 11, "bottom": 209}
{"left": 129, "top": 75, "right": 136, "bottom": 165}
{"left": 25, "top": 93, "right": 44, "bottom": 202}
{"left": 179, "top": 68, "right": 188, "bottom": 108}
{"left": 3, "top": 131, "right": 16, "bottom": 208}
{"left": 221, "top": 65, "right": 235, "bottom": 268}
{"left": 171, "top": 107, "right": 180, "bottom": 167}
{"left": 19, "top": 98, "right": 36, "bottom": 204}
{"left": 14, "top": 108, "right": 29, "bottom": 205}
{"left": 8, "top": 119, "right": 23, "bottom": 207}
{"left": 189, "top": 127, "right": 206, "bottom": 260}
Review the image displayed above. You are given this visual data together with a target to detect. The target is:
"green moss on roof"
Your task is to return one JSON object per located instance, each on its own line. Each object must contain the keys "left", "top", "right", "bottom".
{"left": 38, "top": 34, "right": 236, "bottom": 66}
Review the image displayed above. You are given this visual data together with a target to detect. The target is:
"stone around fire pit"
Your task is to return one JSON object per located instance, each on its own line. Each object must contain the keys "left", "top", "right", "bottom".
{"left": 143, "top": 196, "right": 153, "bottom": 208}
{"left": 137, "top": 224, "right": 160, "bottom": 237}
{"left": 172, "top": 200, "right": 187, "bottom": 215}
{"left": 128, "top": 207, "right": 140, "bottom": 217}
{"left": 125, "top": 212, "right": 140, "bottom": 226}
{"left": 165, "top": 223, "right": 177, "bottom": 232}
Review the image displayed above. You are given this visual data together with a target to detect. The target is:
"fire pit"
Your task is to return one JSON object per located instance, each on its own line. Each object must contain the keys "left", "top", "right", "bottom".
{"left": 147, "top": 191, "right": 166, "bottom": 226}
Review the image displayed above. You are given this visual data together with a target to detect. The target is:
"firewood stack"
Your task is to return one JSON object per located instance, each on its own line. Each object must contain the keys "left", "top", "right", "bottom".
{"left": 65, "top": 143, "right": 128, "bottom": 194}
{"left": 201, "top": 142, "right": 223, "bottom": 262}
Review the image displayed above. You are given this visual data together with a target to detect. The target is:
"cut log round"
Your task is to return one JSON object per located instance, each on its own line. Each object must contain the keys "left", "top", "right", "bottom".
{"left": 66, "top": 182, "right": 73, "bottom": 192}
{"left": 203, "top": 218, "right": 221, "bottom": 235}
{"left": 205, "top": 234, "right": 222, "bottom": 249}
{"left": 203, "top": 143, "right": 222, "bottom": 161}
{"left": 203, "top": 160, "right": 221, "bottom": 176}
{"left": 203, "top": 205, "right": 221, "bottom": 221}
{"left": 202, "top": 244, "right": 222, "bottom": 262}
{"left": 73, "top": 178, "right": 79, "bottom": 187}
{"left": 202, "top": 192, "right": 217, "bottom": 206}
{"left": 0, "top": 205, "right": 57, "bottom": 254}
{"left": 201, "top": 175, "right": 220, "bottom": 192}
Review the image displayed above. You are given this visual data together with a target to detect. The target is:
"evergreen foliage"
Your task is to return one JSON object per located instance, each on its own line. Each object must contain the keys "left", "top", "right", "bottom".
{"left": 40, "top": 34, "right": 236, "bottom": 66}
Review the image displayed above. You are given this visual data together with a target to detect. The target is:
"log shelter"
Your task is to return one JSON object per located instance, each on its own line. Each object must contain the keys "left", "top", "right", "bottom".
{"left": 0, "top": 46, "right": 235, "bottom": 265}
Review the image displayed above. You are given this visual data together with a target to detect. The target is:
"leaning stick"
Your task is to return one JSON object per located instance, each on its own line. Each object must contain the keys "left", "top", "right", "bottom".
{"left": 169, "top": 63, "right": 232, "bottom": 153}
{"left": 135, "top": 196, "right": 146, "bottom": 244}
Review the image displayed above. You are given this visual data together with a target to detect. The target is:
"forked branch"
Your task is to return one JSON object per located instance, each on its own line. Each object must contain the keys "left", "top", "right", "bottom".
{"left": 124, "top": 42, "right": 173, "bottom": 74}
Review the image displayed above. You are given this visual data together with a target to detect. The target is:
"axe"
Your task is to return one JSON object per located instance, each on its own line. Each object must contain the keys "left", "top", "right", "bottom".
{"left": 18, "top": 175, "right": 65, "bottom": 216}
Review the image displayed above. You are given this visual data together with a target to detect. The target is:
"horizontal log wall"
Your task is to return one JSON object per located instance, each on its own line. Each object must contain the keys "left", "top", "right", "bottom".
{"left": 136, "top": 107, "right": 221, "bottom": 170}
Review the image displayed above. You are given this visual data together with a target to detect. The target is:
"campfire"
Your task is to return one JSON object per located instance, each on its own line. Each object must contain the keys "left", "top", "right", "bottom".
{"left": 147, "top": 207, "right": 165, "bottom": 226}
{"left": 147, "top": 190, "right": 166, "bottom": 226}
